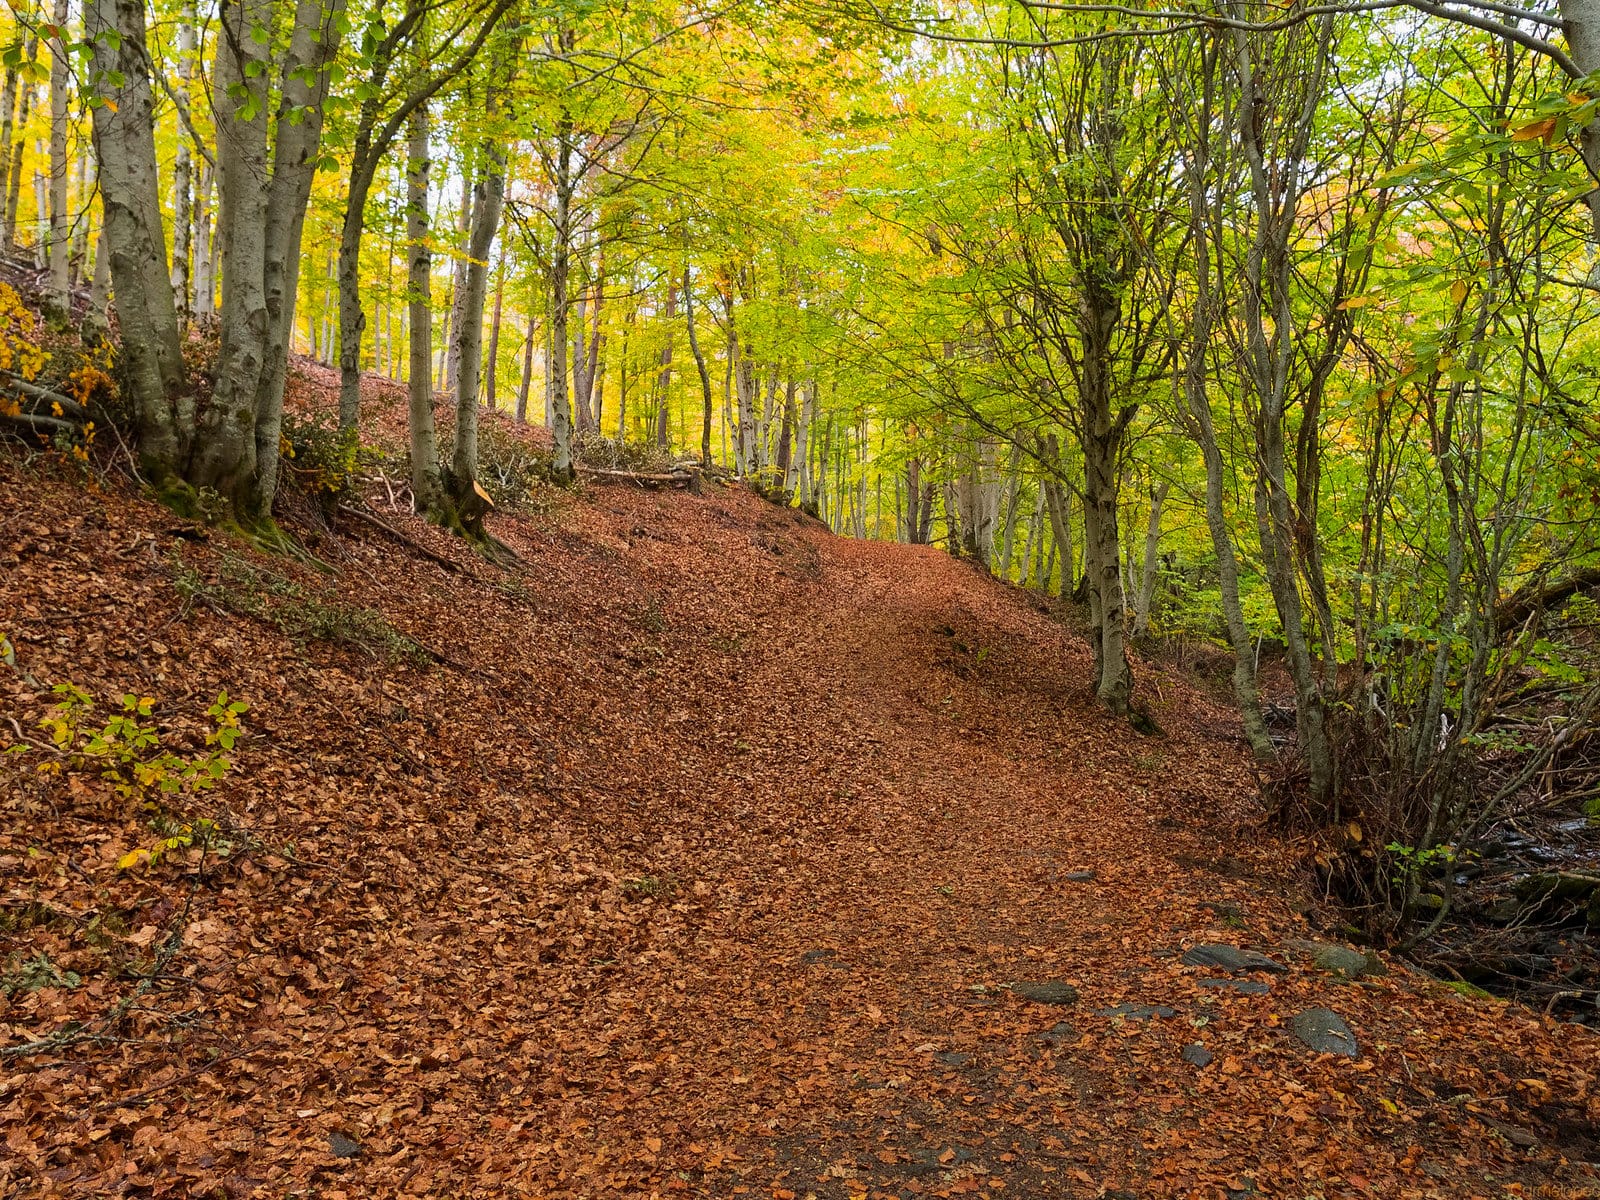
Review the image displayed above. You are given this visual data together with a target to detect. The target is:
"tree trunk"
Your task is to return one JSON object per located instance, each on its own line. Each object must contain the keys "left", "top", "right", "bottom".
{"left": 405, "top": 105, "right": 445, "bottom": 518}
{"left": 0, "top": 60, "right": 16, "bottom": 249}
{"left": 192, "top": 160, "right": 214, "bottom": 316}
{"left": 548, "top": 138, "right": 575, "bottom": 481}
{"left": 1133, "top": 480, "right": 1169, "bottom": 636}
{"left": 683, "top": 267, "right": 714, "bottom": 466}
{"left": 448, "top": 113, "right": 506, "bottom": 530}
{"left": 168, "top": 0, "right": 196, "bottom": 320}
{"left": 654, "top": 283, "right": 675, "bottom": 449}
{"left": 445, "top": 169, "right": 472, "bottom": 397}
{"left": 778, "top": 375, "right": 798, "bottom": 493}
{"left": 44, "top": 0, "right": 70, "bottom": 317}
{"left": 516, "top": 316, "right": 535, "bottom": 422}
{"left": 797, "top": 379, "right": 815, "bottom": 506}
{"left": 194, "top": 0, "right": 344, "bottom": 521}
{"left": 486, "top": 250, "right": 505, "bottom": 411}
{"left": 4, "top": 41, "right": 34, "bottom": 248}
{"left": 84, "top": 0, "right": 190, "bottom": 483}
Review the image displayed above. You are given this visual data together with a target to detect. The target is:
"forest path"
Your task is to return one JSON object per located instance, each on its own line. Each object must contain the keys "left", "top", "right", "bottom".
{"left": 3, "top": 458, "right": 1593, "bottom": 1199}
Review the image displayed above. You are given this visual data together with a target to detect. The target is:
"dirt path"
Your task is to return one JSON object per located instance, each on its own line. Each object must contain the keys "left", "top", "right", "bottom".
{"left": 2, "top": 462, "right": 1596, "bottom": 1199}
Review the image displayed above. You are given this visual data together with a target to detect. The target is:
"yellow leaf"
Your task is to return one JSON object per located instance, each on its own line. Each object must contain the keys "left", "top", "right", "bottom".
{"left": 1337, "top": 295, "right": 1376, "bottom": 310}
{"left": 1450, "top": 279, "right": 1469, "bottom": 305}
{"left": 117, "top": 847, "right": 150, "bottom": 870}
{"left": 1347, "top": 822, "right": 1363, "bottom": 843}
{"left": 1379, "top": 1097, "right": 1400, "bottom": 1114}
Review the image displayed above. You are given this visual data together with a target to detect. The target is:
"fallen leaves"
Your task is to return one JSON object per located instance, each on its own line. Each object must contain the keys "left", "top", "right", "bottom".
{"left": 1, "top": 399, "right": 1597, "bottom": 1197}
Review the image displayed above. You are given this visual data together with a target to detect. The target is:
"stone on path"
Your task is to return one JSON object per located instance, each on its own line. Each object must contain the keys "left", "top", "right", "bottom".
{"left": 329, "top": 1132, "right": 361, "bottom": 1159}
{"left": 1197, "top": 977, "right": 1271, "bottom": 995}
{"left": 1181, "top": 1043, "right": 1215, "bottom": 1069}
{"left": 1063, "top": 870, "right": 1098, "bottom": 883}
{"left": 1032, "top": 1021, "right": 1077, "bottom": 1044}
{"left": 1290, "top": 1008, "right": 1359, "bottom": 1057}
{"left": 1286, "top": 938, "right": 1378, "bottom": 979}
{"left": 1011, "top": 980, "right": 1079, "bottom": 1005}
{"left": 1180, "top": 944, "right": 1287, "bottom": 974}
{"left": 1096, "top": 1002, "right": 1176, "bottom": 1020}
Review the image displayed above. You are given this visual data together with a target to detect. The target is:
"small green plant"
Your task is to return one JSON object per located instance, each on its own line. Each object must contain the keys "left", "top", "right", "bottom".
{"left": 36, "top": 685, "right": 247, "bottom": 803}
{"left": 1, "top": 952, "right": 81, "bottom": 996}
{"left": 623, "top": 874, "right": 678, "bottom": 899}
{"left": 280, "top": 410, "right": 359, "bottom": 506}
{"left": 634, "top": 596, "right": 667, "bottom": 635}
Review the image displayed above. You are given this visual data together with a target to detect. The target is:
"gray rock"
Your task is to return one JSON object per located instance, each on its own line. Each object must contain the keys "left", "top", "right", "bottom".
{"left": 1287, "top": 939, "right": 1375, "bottom": 978}
{"left": 329, "top": 1132, "right": 361, "bottom": 1159}
{"left": 1180, "top": 944, "right": 1287, "bottom": 974}
{"left": 801, "top": 948, "right": 837, "bottom": 964}
{"left": 1096, "top": 1002, "right": 1176, "bottom": 1020}
{"left": 1063, "top": 870, "right": 1098, "bottom": 883}
{"left": 1012, "top": 980, "right": 1079, "bottom": 1006}
{"left": 1513, "top": 872, "right": 1600, "bottom": 902}
{"left": 1032, "top": 1020, "right": 1077, "bottom": 1044}
{"left": 1181, "top": 1043, "right": 1214, "bottom": 1069}
{"left": 935, "top": 1051, "right": 974, "bottom": 1067}
{"left": 1197, "top": 977, "right": 1271, "bottom": 995}
{"left": 1202, "top": 901, "right": 1244, "bottom": 921}
{"left": 1289, "top": 1008, "right": 1359, "bottom": 1057}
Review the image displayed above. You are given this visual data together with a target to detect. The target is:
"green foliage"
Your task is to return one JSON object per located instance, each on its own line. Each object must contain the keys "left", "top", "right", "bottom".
{"left": 0, "top": 952, "right": 81, "bottom": 996}
{"left": 34, "top": 684, "right": 245, "bottom": 805}
{"left": 280, "top": 411, "right": 360, "bottom": 504}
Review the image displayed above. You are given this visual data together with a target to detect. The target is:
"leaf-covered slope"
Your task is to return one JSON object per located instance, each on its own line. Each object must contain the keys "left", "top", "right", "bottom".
{"left": 1, "top": 454, "right": 1595, "bottom": 1198}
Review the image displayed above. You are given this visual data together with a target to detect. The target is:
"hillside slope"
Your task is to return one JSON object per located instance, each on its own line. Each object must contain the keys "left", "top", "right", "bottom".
{"left": 1, "top": 442, "right": 1597, "bottom": 1199}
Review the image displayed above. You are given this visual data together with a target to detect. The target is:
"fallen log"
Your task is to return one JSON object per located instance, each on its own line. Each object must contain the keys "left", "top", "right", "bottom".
{"left": 3, "top": 372, "right": 87, "bottom": 420}
{"left": 1496, "top": 565, "right": 1600, "bottom": 632}
{"left": 576, "top": 465, "right": 702, "bottom": 493}
{"left": 1, "top": 410, "right": 77, "bottom": 437}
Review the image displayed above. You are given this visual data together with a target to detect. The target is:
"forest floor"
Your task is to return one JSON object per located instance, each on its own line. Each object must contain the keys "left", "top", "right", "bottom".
{"left": 2, "top": 379, "right": 1599, "bottom": 1199}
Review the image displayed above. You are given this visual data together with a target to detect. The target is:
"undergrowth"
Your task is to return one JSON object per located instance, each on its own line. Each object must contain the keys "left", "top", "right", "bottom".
{"left": 171, "top": 548, "right": 429, "bottom": 666}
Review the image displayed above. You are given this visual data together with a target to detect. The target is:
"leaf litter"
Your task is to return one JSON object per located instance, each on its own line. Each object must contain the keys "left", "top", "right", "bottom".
{"left": 2, "top": 400, "right": 1598, "bottom": 1198}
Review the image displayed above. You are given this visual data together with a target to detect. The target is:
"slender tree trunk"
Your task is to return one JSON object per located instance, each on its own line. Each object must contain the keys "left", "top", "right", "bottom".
{"left": 0, "top": 61, "right": 16, "bottom": 248}
{"left": 683, "top": 267, "right": 714, "bottom": 465}
{"left": 448, "top": 111, "right": 506, "bottom": 529}
{"left": 778, "top": 375, "right": 798, "bottom": 493}
{"left": 654, "top": 283, "right": 675, "bottom": 449}
{"left": 548, "top": 138, "right": 575, "bottom": 480}
{"left": 405, "top": 106, "right": 445, "bottom": 517}
{"left": 5, "top": 44, "right": 35, "bottom": 247}
{"left": 44, "top": 0, "right": 70, "bottom": 317}
{"left": 516, "top": 315, "right": 535, "bottom": 422}
{"left": 445, "top": 169, "right": 471, "bottom": 397}
{"left": 486, "top": 250, "right": 505, "bottom": 411}
{"left": 192, "top": 161, "right": 214, "bottom": 316}
{"left": 168, "top": 0, "right": 196, "bottom": 320}
{"left": 1133, "top": 480, "right": 1169, "bottom": 636}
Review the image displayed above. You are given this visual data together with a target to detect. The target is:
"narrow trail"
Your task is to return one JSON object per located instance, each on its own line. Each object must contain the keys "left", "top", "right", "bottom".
{"left": 2, "top": 458, "right": 1596, "bottom": 1199}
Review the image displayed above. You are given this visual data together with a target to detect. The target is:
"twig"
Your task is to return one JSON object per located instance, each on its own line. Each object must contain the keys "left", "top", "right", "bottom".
{"left": 336, "top": 503, "right": 465, "bottom": 575}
